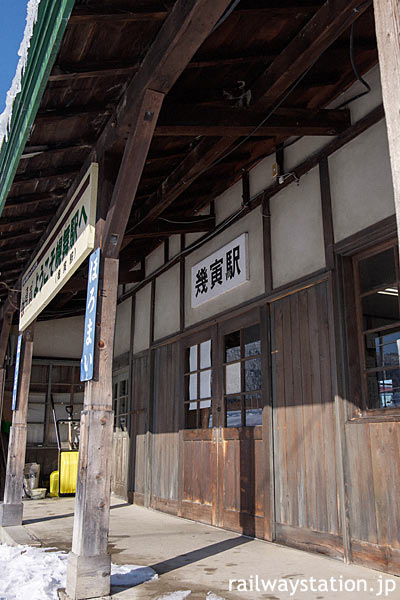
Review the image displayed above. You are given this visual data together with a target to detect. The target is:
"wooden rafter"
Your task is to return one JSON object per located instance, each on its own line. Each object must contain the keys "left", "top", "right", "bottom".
{"left": 100, "top": 0, "right": 237, "bottom": 258}
{"left": 21, "top": 141, "right": 93, "bottom": 159}
{"left": 13, "top": 166, "right": 80, "bottom": 184}
{"left": 155, "top": 106, "right": 351, "bottom": 137}
{"left": 125, "top": 0, "right": 372, "bottom": 238}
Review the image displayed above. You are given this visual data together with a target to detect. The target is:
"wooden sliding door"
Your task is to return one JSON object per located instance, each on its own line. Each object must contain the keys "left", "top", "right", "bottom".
{"left": 270, "top": 280, "right": 343, "bottom": 558}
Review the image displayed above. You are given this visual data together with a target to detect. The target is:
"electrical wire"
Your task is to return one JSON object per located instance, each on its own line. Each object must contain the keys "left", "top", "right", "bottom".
{"left": 159, "top": 216, "right": 215, "bottom": 225}
{"left": 336, "top": 22, "right": 371, "bottom": 109}
{"left": 180, "top": 61, "right": 317, "bottom": 188}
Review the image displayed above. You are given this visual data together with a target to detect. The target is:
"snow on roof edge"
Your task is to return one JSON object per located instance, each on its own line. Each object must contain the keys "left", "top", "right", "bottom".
{"left": 0, "top": 0, "right": 41, "bottom": 150}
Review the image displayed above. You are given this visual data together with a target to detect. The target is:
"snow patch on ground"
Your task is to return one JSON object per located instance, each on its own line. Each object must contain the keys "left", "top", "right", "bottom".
{"left": 0, "top": 0, "right": 41, "bottom": 148}
{"left": 110, "top": 563, "right": 156, "bottom": 587}
{"left": 206, "top": 593, "right": 225, "bottom": 600}
{"left": 0, "top": 544, "right": 157, "bottom": 600}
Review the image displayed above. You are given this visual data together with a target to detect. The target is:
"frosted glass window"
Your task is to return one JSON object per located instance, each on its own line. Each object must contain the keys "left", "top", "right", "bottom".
{"left": 199, "top": 399, "right": 211, "bottom": 409}
{"left": 189, "top": 345, "right": 197, "bottom": 372}
{"left": 189, "top": 401, "right": 197, "bottom": 411}
{"left": 200, "top": 370, "right": 211, "bottom": 399}
{"left": 189, "top": 373, "right": 197, "bottom": 400}
{"left": 226, "top": 362, "right": 241, "bottom": 394}
{"left": 200, "top": 340, "right": 211, "bottom": 369}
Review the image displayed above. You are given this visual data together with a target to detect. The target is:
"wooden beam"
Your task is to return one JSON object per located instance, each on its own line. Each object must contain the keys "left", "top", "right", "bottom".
{"left": 373, "top": 1, "right": 400, "bottom": 250}
{"left": 101, "top": 0, "right": 235, "bottom": 256}
{"left": 97, "top": 0, "right": 235, "bottom": 152}
{"left": 68, "top": 3, "right": 321, "bottom": 24}
{"left": 0, "top": 211, "right": 51, "bottom": 232}
{"left": 36, "top": 105, "right": 111, "bottom": 121}
{"left": 66, "top": 258, "right": 118, "bottom": 599}
{"left": 155, "top": 106, "right": 351, "bottom": 137}
{"left": 102, "top": 90, "right": 165, "bottom": 258}
{"left": 0, "top": 231, "right": 43, "bottom": 249}
{"left": 21, "top": 141, "right": 93, "bottom": 159}
{"left": 49, "top": 61, "right": 140, "bottom": 82}
{"left": 0, "top": 323, "right": 34, "bottom": 527}
{"left": 0, "top": 306, "right": 15, "bottom": 367}
{"left": 12, "top": 166, "right": 80, "bottom": 184}
{"left": 124, "top": 215, "right": 215, "bottom": 240}
{"left": 125, "top": 0, "right": 372, "bottom": 237}
{"left": 69, "top": 6, "right": 169, "bottom": 23}
{"left": 2, "top": 192, "right": 64, "bottom": 212}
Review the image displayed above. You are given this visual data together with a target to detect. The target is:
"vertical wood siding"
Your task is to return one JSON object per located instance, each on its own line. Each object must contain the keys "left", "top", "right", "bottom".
{"left": 271, "top": 281, "right": 342, "bottom": 556}
{"left": 151, "top": 342, "right": 180, "bottom": 507}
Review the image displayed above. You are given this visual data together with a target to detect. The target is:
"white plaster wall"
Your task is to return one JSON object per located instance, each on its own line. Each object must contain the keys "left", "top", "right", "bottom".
{"left": 284, "top": 136, "right": 332, "bottom": 172}
{"left": 329, "top": 119, "right": 395, "bottom": 242}
{"left": 185, "top": 206, "right": 212, "bottom": 247}
{"left": 249, "top": 154, "right": 277, "bottom": 197}
{"left": 145, "top": 244, "right": 164, "bottom": 276}
{"left": 154, "top": 264, "right": 180, "bottom": 340}
{"left": 133, "top": 284, "right": 151, "bottom": 354}
{"left": 114, "top": 297, "right": 132, "bottom": 358}
{"left": 185, "top": 207, "right": 265, "bottom": 326}
{"left": 169, "top": 234, "right": 181, "bottom": 258}
{"left": 215, "top": 180, "right": 242, "bottom": 225}
{"left": 34, "top": 316, "right": 84, "bottom": 359}
{"left": 282, "top": 66, "right": 383, "bottom": 173}
{"left": 329, "top": 64, "right": 383, "bottom": 123}
{"left": 271, "top": 167, "right": 325, "bottom": 288}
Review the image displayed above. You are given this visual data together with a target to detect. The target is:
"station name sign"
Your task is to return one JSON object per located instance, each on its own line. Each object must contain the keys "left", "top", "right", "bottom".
{"left": 191, "top": 233, "right": 249, "bottom": 308}
{"left": 19, "top": 163, "right": 98, "bottom": 331}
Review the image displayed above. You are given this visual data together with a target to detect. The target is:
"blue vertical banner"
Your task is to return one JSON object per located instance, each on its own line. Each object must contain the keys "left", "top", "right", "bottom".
{"left": 12, "top": 334, "right": 22, "bottom": 410}
{"left": 81, "top": 248, "right": 100, "bottom": 382}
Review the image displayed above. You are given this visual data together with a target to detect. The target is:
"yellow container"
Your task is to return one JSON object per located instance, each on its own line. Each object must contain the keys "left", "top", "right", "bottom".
{"left": 60, "top": 451, "right": 79, "bottom": 494}
{"left": 49, "top": 470, "right": 59, "bottom": 497}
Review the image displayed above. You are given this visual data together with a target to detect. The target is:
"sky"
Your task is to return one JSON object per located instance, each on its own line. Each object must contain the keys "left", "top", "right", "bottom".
{"left": 0, "top": 1, "right": 29, "bottom": 115}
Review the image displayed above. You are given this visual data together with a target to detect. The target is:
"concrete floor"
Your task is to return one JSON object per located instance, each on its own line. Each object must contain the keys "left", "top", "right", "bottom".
{"left": 17, "top": 496, "right": 398, "bottom": 600}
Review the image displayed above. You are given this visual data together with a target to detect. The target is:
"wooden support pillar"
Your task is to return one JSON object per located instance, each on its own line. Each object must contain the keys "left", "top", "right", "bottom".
{"left": 373, "top": 1, "right": 400, "bottom": 242}
{"left": 0, "top": 303, "right": 17, "bottom": 427}
{"left": 0, "top": 323, "right": 34, "bottom": 527}
{"left": 66, "top": 257, "right": 118, "bottom": 600}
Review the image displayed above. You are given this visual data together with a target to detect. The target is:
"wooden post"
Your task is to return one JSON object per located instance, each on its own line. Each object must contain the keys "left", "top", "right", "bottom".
{"left": 66, "top": 257, "right": 118, "bottom": 600}
{"left": 0, "top": 302, "right": 17, "bottom": 429}
{"left": 0, "top": 323, "right": 34, "bottom": 527}
{"left": 373, "top": 1, "right": 400, "bottom": 241}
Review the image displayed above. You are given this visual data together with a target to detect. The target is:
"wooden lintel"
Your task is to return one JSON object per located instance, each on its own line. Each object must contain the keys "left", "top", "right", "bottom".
{"left": 155, "top": 106, "right": 351, "bottom": 137}
{"left": 124, "top": 215, "right": 215, "bottom": 239}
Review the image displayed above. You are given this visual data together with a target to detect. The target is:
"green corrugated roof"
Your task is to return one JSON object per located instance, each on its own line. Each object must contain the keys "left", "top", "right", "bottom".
{"left": 0, "top": 0, "right": 75, "bottom": 216}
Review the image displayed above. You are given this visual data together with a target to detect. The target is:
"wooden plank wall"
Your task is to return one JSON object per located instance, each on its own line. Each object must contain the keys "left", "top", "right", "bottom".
{"left": 130, "top": 352, "right": 150, "bottom": 505}
{"left": 345, "top": 422, "right": 400, "bottom": 574}
{"left": 151, "top": 342, "right": 180, "bottom": 513}
{"left": 271, "top": 280, "right": 343, "bottom": 558}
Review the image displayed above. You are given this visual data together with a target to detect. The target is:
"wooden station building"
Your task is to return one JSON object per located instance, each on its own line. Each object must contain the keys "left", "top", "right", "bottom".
{"left": 1, "top": 0, "right": 400, "bottom": 597}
